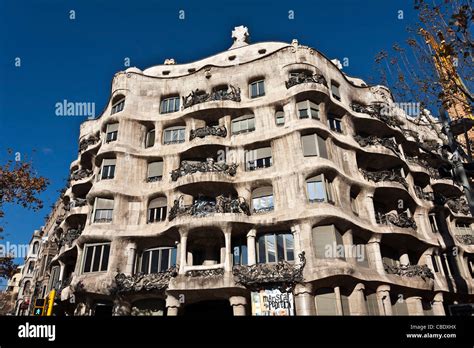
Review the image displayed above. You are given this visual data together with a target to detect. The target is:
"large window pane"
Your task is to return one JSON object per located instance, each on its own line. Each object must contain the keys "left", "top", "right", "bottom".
{"left": 150, "top": 250, "right": 159, "bottom": 273}
{"left": 92, "top": 245, "right": 102, "bottom": 272}
{"left": 101, "top": 244, "right": 110, "bottom": 271}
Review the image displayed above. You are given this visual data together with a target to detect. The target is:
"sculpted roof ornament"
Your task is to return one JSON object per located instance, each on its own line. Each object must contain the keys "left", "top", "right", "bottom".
{"left": 164, "top": 58, "right": 176, "bottom": 65}
{"left": 230, "top": 25, "right": 250, "bottom": 49}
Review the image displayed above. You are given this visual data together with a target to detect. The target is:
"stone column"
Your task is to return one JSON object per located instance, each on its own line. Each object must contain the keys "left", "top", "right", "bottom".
{"left": 351, "top": 283, "right": 367, "bottom": 315}
{"left": 247, "top": 229, "right": 257, "bottom": 265}
{"left": 294, "top": 283, "right": 316, "bottom": 315}
{"left": 291, "top": 224, "right": 303, "bottom": 259}
{"left": 229, "top": 296, "right": 247, "bottom": 316}
{"left": 432, "top": 292, "right": 446, "bottom": 316}
{"left": 406, "top": 296, "right": 423, "bottom": 315}
{"left": 364, "top": 191, "right": 377, "bottom": 224}
{"left": 166, "top": 294, "right": 181, "bottom": 316}
{"left": 334, "top": 286, "right": 343, "bottom": 316}
{"left": 125, "top": 241, "right": 137, "bottom": 275}
{"left": 376, "top": 284, "right": 392, "bottom": 316}
{"left": 74, "top": 246, "right": 84, "bottom": 275}
{"left": 58, "top": 260, "right": 66, "bottom": 282}
{"left": 342, "top": 229, "right": 354, "bottom": 265}
{"left": 367, "top": 234, "right": 385, "bottom": 275}
{"left": 224, "top": 227, "right": 232, "bottom": 272}
{"left": 179, "top": 231, "right": 188, "bottom": 275}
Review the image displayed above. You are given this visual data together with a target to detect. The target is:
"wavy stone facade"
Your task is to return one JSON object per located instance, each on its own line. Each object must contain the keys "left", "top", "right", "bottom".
{"left": 45, "top": 27, "right": 474, "bottom": 316}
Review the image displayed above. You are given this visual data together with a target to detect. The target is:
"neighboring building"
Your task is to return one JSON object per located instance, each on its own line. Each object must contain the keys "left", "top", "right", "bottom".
{"left": 24, "top": 27, "right": 474, "bottom": 316}
{"left": 15, "top": 231, "right": 42, "bottom": 315}
{"left": 0, "top": 267, "right": 22, "bottom": 315}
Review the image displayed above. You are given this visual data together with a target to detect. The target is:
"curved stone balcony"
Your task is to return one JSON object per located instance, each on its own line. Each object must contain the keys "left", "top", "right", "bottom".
{"left": 354, "top": 135, "right": 402, "bottom": 157}
{"left": 78, "top": 135, "right": 100, "bottom": 153}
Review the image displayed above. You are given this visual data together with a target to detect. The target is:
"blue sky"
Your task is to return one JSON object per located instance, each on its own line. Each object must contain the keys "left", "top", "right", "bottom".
{"left": 0, "top": 0, "right": 419, "bottom": 282}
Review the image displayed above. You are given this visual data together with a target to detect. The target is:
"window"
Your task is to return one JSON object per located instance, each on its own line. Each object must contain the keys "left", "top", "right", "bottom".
{"left": 94, "top": 198, "right": 114, "bottom": 223}
{"left": 257, "top": 232, "right": 294, "bottom": 263}
{"left": 467, "top": 255, "right": 474, "bottom": 278}
{"left": 232, "top": 115, "right": 255, "bottom": 135}
{"left": 365, "top": 293, "right": 380, "bottom": 315}
{"left": 232, "top": 237, "right": 248, "bottom": 266}
{"left": 140, "top": 247, "right": 177, "bottom": 274}
{"left": 32, "top": 242, "right": 39, "bottom": 254}
{"left": 83, "top": 243, "right": 111, "bottom": 273}
{"left": 328, "top": 115, "right": 343, "bottom": 133}
{"left": 392, "top": 297, "right": 409, "bottom": 315}
{"left": 249, "top": 79, "right": 265, "bottom": 98}
{"left": 148, "top": 197, "right": 167, "bottom": 223}
{"left": 160, "top": 96, "right": 180, "bottom": 114}
{"left": 23, "top": 281, "right": 31, "bottom": 295}
{"left": 48, "top": 266, "right": 60, "bottom": 291}
{"left": 145, "top": 128, "right": 155, "bottom": 148}
{"left": 100, "top": 159, "right": 116, "bottom": 180}
{"left": 111, "top": 97, "right": 125, "bottom": 114}
{"left": 381, "top": 246, "right": 400, "bottom": 269}
{"left": 353, "top": 236, "right": 369, "bottom": 267}
{"left": 455, "top": 221, "right": 473, "bottom": 236}
{"left": 147, "top": 161, "right": 163, "bottom": 182}
{"left": 246, "top": 147, "right": 272, "bottom": 171}
{"left": 350, "top": 189, "right": 359, "bottom": 216}
{"left": 315, "top": 288, "right": 338, "bottom": 315}
{"left": 297, "top": 100, "right": 319, "bottom": 119}
{"left": 163, "top": 126, "right": 185, "bottom": 144}
{"left": 428, "top": 214, "right": 439, "bottom": 233}
{"left": 306, "top": 174, "right": 334, "bottom": 203}
{"left": 331, "top": 82, "right": 341, "bottom": 101}
{"left": 106, "top": 123, "right": 118, "bottom": 143}
{"left": 27, "top": 261, "right": 35, "bottom": 274}
{"left": 301, "top": 133, "right": 328, "bottom": 158}
{"left": 252, "top": 186, "right": 274, "bottom": 213}
{"left": 312, "top": 225, "right": 344, "bottom": 259}
{"left": 431, "top": 254, "right": 440, "bottom": 273}
{"left": 275, "top": 111, "right": 285, "bottom": 126}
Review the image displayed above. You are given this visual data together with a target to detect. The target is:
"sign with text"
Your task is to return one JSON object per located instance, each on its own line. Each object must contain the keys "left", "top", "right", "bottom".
{"left": 251, "top": 289, "right": 294, "bottom": 316}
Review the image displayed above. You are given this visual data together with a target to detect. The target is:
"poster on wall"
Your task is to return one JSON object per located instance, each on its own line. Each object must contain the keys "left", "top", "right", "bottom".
{"left": 251, "top": 289, "right": 294, "bottom": 316}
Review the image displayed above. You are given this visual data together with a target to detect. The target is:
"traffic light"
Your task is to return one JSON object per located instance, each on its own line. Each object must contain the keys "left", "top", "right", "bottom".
{"left": 33, "top": 298, "right": 46, "bottom": 316}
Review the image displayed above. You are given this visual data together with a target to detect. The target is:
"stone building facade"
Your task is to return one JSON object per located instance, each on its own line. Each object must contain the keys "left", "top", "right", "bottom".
{"left": 29, "top": 27, "right": 474, "bottom": 316}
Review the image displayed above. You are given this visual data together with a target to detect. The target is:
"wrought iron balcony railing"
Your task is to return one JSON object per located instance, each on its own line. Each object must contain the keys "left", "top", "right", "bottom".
{"left": 414, "top": 187, "right": 435, "bottom": 201}
{"left": 146, "top": 176, "right": 162, "bottom": 183}
{"left": 182, "top": 85, "right": 241, "bottom": 109}
{"left": 185, "top": 267, "right": 225, "bottom": 277}
{"left": 375, "top": 211, "right": 417, "bottom": 229}
{"left": 405, "top": 156, "right": 441, "bottom": 179}
{"left": 170, "top": 159, "right": 238, "bottom": 181}
{"left": 285, "top": 72, "right": 327, "bottom": 89}
{"left": 354, "top": 135, "right": 401, "bottom": 156}
{"left": 168, "top": 195, "right": 250, "bottom": 221}
{"left": 435, "top": 193, "right": 471, "bottom": 215}
{"left": 114, "top": 267, "right": 178, "bottom": 293}
{"left": 350, "top": 102, "right": 403, "bottom": 128}
{"left": 56, "top": 226, "right": 83, "bottom": 248}
{"left": 70, "top": 168, "right": 93, "bottom": 181}
{"left": 360, "top": 168, "right": 408, "bottom": 189}
{"left": 78, "top": 135, "right": 99, "bottom": 152}
{"left": 252, "top": 206, "right": 274, "bottom": 214}
{"left": 384, "top": 263, "right": 434, "bottom": 280}
{"left": 189, "top": 125, "right": 227, "bottom": 141}
{"left": 455, "top": 234, "right": 474, "bottom": 245}
{"left": 233, "top": 252, "right": 306, "bottom": 291}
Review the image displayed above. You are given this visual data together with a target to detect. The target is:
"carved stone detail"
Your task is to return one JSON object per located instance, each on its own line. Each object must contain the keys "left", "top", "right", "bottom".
{"left": 170, "top": 158, "right": 238, "bottom": 181}
{"left": 114, "top": 267, "right": 178, "bottom": 293}
{"left": 384, "top": 263, "right": 434, "bottom": 280}
{"left": 233, "top": 252, "right": 306, "bottom": 291}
